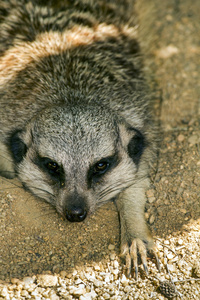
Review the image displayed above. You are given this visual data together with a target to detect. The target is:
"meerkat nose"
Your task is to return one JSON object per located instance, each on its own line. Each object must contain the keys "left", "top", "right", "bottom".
{"left": 66, "top": 206, "right": 87, "bottom": 222}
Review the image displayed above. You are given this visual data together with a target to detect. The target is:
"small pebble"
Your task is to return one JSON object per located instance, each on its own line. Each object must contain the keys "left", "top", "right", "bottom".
{"left": 53, "top": 265, "right": 61, "bottom": 273}
{"left": 177, "top": 238, "right": 183, "bottom": 245}
{"left": 60, "top": 271, "right": 67, "bottom": 278}
{"left": 0, "top": 287, "right": 9, "bottom": 297}
{"left": 167, "top": 264, "right": 176, "bottom": 272}
{"left": 146, "top": 189, "right": 155, "bottom": 198}
{"left": 148, "top": 196, "right": 156, "bottom": 203}
{"left": 149, "top": 214, "right": 155, "bottom": 224}
{"left": 156, "top": 45, "right": 179, "bottom": 58}
{"left": 110, "top": 253, "right": 116, "bottom": 260}
{"left": 72, "top": 287, "right": 86, "bottom": 296}
{"left": 74, "top": 278, "right": 83, "bottom": 285}
{"left": 167, "top": 253, "right": 174, "bottom": 260}
{"left": 121, "top": 274, "right": 129, "bottom": 286}
{"left": 113, "top": 260, "right": 119, "bottom": 269}
{"left": 164, "top": 240, "right": 170, "bottom": 245}
{"left": 102, "top": 292, "right": 111, "bottom": 299}
{"left": 93, "top": 279, "right": 103, "bottom": 288}
{"left": 21, "top": 290, "right": 29, "bottom": 297}
{"left": 80, "top": 291, "right": 97, "bottom": 300}
{"left": 180, "top": 208, "right": 187, "bottom": 214}
{"left": 193, "top": 262, "right": 200, "bottom": 278}
{"left": 108, "top": 244, "right": 115, "bottom": 251}
{"left": 188, "top": 134, "right": 199, "bottom": 145}
{"left": 93, "top": 265, "right": 100, "bottom": 271}
{"left": 177, "top": 134, "right": 185, "bottom": 142}
{"left": 37, "top": 275, "right": 58, "bottom": 287}
{"left": 23, "top": 277, "right": 35, "bottom": 284}
{"left": 10, "top": 278, "right": 20, "bottom": 284}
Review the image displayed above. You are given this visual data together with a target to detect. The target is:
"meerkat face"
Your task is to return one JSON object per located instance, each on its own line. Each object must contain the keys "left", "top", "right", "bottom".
{"left": 8, "top": 104, "right": 146, "bottom": 222}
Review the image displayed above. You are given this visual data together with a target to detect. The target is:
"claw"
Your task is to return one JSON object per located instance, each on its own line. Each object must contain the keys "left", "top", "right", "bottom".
{"left": 149, "top": 248, "right": 160, "bottom": 272}
{"left": 143, "top": 263, "right": 148, "bottom": 276}
{"left": 129, "top": 238, "right": 149, "bottom": 280}
{"left": 135, "top": 238, "right": 149, "bottom": 278}
{"left": 153, "top": 249, "right": 161, "bottom": 272}
{"left": 121, "top": 238, "right": 157, "bottom": 279}
{"left": 134, "top": 266, "right": 138, "bottom": 280}
{"left": 125, "top": 252, "right": 132, "bottom": 278}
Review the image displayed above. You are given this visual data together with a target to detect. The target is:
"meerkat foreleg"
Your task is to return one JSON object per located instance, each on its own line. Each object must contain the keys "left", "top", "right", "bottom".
{"left": 115, "top": 179, "right": 154, "bottom": 279}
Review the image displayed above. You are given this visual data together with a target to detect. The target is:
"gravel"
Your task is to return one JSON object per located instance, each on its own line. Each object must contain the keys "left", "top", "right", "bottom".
{"left": 0, "top": 224, "right": 200, "bottom": 299}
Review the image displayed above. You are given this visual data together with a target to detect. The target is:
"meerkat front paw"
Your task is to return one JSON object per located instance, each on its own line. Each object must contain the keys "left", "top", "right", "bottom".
{"left": 120, "top": 235, "right": 158, "bottom": 279}
{"left": 115, "top": 184, "right": 160, "bottom": 279}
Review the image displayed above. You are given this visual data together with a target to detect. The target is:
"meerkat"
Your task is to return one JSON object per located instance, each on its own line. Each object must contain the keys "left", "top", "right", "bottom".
{"left": 0, "top": 0, "right": 158, "bottom": 278}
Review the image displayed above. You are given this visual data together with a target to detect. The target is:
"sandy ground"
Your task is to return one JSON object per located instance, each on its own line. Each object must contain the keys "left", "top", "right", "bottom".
{"left": 0, "top": 0, "right": 200, "bottom": 299}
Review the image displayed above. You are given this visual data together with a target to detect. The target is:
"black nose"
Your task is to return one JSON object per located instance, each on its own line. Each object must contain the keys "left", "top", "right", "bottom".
{"left": 66, "top": 206, "right": 87, "bottom": 222}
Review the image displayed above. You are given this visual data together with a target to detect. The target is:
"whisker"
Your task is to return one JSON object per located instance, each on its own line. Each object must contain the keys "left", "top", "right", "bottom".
{"left": 0, "top": 178, "right": 22, "bottom": 189}
{"left": 34, "top": 209, "right": 58, "bottom": 220}
{"left": 0, "top": 186, "right": 22, "bottom": 191}
{"left": 96, "top": 204, "right": 117, "bottom": 212}
{"left": 0, "top": 170, "right": 16, "bottom": 176}
{"left": 98, "top": 188, "right": 121, "bottom": 203}
{"left": 98, "top": 173, "right": 149, "bottom": 205}
{"left": 26, "top": 185, "right": 55, "bottom": 197}
{"left": 0, "top": 153, "right": 13, "bottom": 163}
{"left": 99, "top": 178, "right": 135, "bottom": 199}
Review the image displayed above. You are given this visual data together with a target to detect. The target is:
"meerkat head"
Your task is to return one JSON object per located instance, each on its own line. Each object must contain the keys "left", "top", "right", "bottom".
{"left": 8, "top": 103, "right": 147, "bottom": 222}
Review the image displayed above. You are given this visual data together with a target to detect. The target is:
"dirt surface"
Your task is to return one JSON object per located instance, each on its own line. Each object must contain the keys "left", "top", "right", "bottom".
{"left": 0, "top": 0, "right": 200, "bottom": 299}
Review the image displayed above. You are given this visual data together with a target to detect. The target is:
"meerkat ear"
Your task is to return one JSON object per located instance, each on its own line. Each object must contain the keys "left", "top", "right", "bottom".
{"left": 9, "top": 130, "right": 27, "bottom": 163}
{"left": 127, "top": 128, "right": 146, "bottom": 165}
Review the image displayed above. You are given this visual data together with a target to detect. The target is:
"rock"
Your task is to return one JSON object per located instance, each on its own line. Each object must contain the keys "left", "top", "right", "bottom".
{"left": 0, "top": 287, "right": 9, "bottom": 298}
{"left": 93, "top": 279, "right": 103, "bottom": 288}
{"left": 71, "top": 287, "right": 86, "bottom": 296}
{"left": 80, "top": 291, "right": 97, "bottom": 300}
{"left": 193, "top": 262, "right": 200, "bottom": 278}
{"left": 23, "top": 277, "right": 35, "bottom": 284}
{"left": 167, "top": 253, "right": 174, "bottom": 260}
{"left": 93, "top": 265, "right": 100, "bottom": 271}
{"left": 149, "top": 214, "right": 155, "bottom": 224}
{"left": 155, "top": 45, "right": 179, "bottom": 58}
{"left": 60, "top": 271, "right": 67, "bottom": 278}
{"left": 177, "top": 134, "right": 185, "bottom": 142}
{"left": 177, "top": 238, "right": 183, "bottom": 245}
{"left": 110, "top": 253, "right": 116, "bottom": 260}
{"left": 148, "top": 197, "right": 156, "bottom": 203}
{"left": 10, "top": 278, "right": 21, "bottom": 284}
{"left": 121, "top": 274, "right": 129, "bottom": 286}
{"left": 37, "top": 275, "right": 58, "bottom": 287}
{"left": 108, "top": 244, "right": 115, "bottom": 250}
{"left": 146, "top": 189, "right": 155, "bottom": 198}
{"left": 113, "top": 260, "right": 119, "bottom": 269}
{"left": 188, "top": 134, "right": 199, "bottom": 145}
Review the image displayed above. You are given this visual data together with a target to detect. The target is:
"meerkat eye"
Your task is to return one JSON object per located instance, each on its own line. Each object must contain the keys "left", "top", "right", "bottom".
{"left": 46, "top": 161, "right": 59, "bottom": 172}
{"left": 41, "top": 158, "right": 61, "bottom": 175}
{"left": 36, "top": 157, "right": 65, "bottom": 186}
{"left": 93, "top": 161, "right": 109, "bottom": 175}
{"left": 87, "top": 155, "right": 118, "bottom": 186}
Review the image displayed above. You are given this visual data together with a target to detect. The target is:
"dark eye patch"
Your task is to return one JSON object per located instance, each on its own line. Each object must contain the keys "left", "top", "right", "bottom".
{"left": 87, "top": 154, "right": 118, "bottom": 187}
{"left": 9, "top": 130, "right": 27, "bottom": 163}
{"left": 127, "top": 128, "right": 146, "bottom": 165}
{"left": 35, "top": 156, "right": 65, "bottom": 186}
